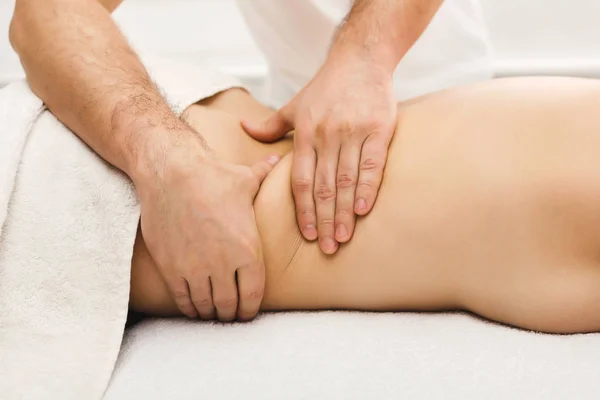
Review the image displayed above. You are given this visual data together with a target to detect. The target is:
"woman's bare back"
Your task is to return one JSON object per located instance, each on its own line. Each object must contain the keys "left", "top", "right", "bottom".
{"left": 130, "top": 78, "right": 600, "bottom": 333}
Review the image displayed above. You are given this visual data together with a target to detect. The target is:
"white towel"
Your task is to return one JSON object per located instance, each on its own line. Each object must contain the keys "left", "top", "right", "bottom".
{"left": 0, "top": 58, "right": 244, "bottom": 400}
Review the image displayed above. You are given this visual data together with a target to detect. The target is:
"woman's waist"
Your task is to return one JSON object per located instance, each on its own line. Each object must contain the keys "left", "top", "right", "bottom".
{"left": 384, "top": 158, "right": 600, "bottom": 270}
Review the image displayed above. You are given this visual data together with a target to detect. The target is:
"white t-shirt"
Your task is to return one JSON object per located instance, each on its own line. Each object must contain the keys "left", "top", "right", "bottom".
{"left": 236, "top": 0, "right": 494, "bottom": 106}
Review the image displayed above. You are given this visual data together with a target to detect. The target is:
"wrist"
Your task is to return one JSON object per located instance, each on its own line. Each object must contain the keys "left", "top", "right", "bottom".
{"left": 327, "top": 37, "right": 401, "bottom": 77}
{"left": 325, "top": 45, "right": 396, "bottom": 81}
{"left": 329, "top": 2, "right": 406, "bottom": 76}
{"left": 122, "top": 123, "right": 212, "bottom": 189}
{"left": 108, "top": 90, "right": 199, "bottom": 177}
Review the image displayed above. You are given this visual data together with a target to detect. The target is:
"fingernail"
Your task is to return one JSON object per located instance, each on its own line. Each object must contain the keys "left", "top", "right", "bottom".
{"left": 336, "top": 224, "right": 348, "bottom": 240}
{"left": 303, "top": 225, "right": 317, "bottom": 240}
{"left": 356, "top": 198, "right": 367, "bottom": 213}
{"left": 267, "top": 154, "right": 280, "bottom": 165}
{"left": 320, "top": 237, "right": 338, "bottom": 254}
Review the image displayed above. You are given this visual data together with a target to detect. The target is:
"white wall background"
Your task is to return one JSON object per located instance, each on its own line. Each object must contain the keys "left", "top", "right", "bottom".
{"left": 1, "top": 0, "right": 600, "bottom": 87}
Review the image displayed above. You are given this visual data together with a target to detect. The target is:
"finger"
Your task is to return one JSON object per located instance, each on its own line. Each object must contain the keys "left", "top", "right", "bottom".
{"left": 210, "top": 272, "right": 239, "bottom": 322}
{"left": 188, "top": 275, "right": 216, "bottom": 320}
{"left": 170, "top": 277, "right": 199, "bottom": 319}
{"left": 250, "top": 154, "right": 281, "bottom": 192}
{"left": 355, "top": 135, "right": 390, "bottom": 216}
{"left": 241, "top": 102, "right": 295, "bottom": 143}
{"left": 292, "top": 134, "right": 318, "bottom": 241}
{"left": 236, "top": 259, "right": 266, "bottom": 322}
{"left": 335, "top": 140, "right": 361, "bottom": 243}
{"left": 314, "top": 125, "right": 340, "bottom": 254}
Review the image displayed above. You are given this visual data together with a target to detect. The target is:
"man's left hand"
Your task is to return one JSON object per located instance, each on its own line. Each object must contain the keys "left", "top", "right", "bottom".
{"left": 242, "top": 52, "right": 397, "bottom": 255}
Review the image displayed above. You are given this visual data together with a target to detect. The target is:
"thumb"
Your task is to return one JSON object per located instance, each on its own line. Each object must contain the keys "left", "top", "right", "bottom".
{"left": 250, "top": 154, "right": 281, "bottom": 191}
{"left": 242, "top": 106, "right": 294, "bottom": 143}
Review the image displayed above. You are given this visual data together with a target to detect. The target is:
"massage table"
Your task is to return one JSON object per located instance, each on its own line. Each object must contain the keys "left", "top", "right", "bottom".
{"left": 2, "top": 55, "right": 599, "bottom": 399}
{"left": 102, "top": 58, "right": 600, "bottom": 400}
{"left": 105, "top": 312, "right": 600, "bottom": 399}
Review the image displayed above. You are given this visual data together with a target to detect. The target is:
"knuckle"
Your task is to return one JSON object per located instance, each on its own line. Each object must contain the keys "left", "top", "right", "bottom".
{"left": 359, "top": 117, "right": 384, "bottom": 132}
{"left": 238, "top": 243, "right": 262, "bottom": 265}
{"left": 314, "top": 184, "right": 336, "bottom": 202}
{"left": 240, "top": 167, "right": 255, "bottom": 180}
{"left": 247, "top": 176, "right": 261, "bottom": 192}
{"left": 357, "top": 180, "right": 375, "bottom": 190}
{"left": 233, "top": 241, "right": 261, "bottom": 265}
{"left": 293, "top": 178, "right": 313, "bottom": 193}
{"left": 172, "top": 286, "right": 191, "bottom": 300}
{"left": 236, "top": 259, "right": 258, "bottom": 271}
{"left": 318, "top": 218, "right": 335, "bottom": 230}
{"left": 315, "top": 124, "right": 336, "bottom": 144}
{"left": 359, "top": 157, "right": 382, "bottom": 172}
{"left": 193, "top": 296, "right": 212, "bottom": 308}
{"left": 314, "top": 121, "right": 329, "bottom": 137}
{"left": 295, "top": 119, "right": 314, "bottom": 136}
{"left": 189, "top": 265, "right": 208, "bottom": 277}
{"left": 241, "top": 286, "right": 265, "bottom": 302}
{"left": 249, "top": 173, "right": 261, "bottom": 187}
{"left": 243, "top": 168, "right": 261, "bottom": 184}
{"left": 336, "top": 172, "right": 357, "bottom": 189}
{"left": 335, "top": 207, "right": 354, "bottom": 219}
{"left": 335, "top": 119, "right": 354, "bottom": 136}
{"left": 297, "top": 206, "right": 315, "bottom": 217}
{"left": 213, "top": 296, "right": 238, "bottom": 310}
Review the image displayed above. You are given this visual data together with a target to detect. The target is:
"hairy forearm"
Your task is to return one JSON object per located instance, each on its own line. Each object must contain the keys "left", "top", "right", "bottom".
{"left": 9, "top": 0, "right": 203, "bottom": 180}
{"left": 331, "top": 0, "right": 444, "bottom": 72}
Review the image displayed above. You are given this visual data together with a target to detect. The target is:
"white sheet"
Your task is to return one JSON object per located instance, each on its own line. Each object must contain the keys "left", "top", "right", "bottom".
{"left": 106, "top": 311, "right": 600, "bottom": 399}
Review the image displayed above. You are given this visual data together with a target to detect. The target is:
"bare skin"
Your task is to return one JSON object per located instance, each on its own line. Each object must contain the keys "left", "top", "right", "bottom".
{"left": 130, "top": 77, "right": 600, "bottom": 334}
{"left": 243, "top": 0, "right": 445, "bottom": 254}
{"left": 10, "top": 0, "right": 279, "bottom": 322}
{"left": 9, "top": 0, "right": 446, "bottom": 320}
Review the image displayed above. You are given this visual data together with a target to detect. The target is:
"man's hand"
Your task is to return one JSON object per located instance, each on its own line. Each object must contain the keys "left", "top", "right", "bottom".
{"left": 11, "top": 0, "right": 285, "bottom": 323}
{"left": 242, "top": 53, "right": 396, "bottom": 255}
{"left": 136, "top": 137, "right": 280, "bottom": 321}
{"left": 242, "top": 0, "right": 443, "bottom": 255}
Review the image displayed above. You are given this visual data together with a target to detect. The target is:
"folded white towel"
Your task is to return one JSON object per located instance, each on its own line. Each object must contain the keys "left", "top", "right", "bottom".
{"left": 0, "top": 78, "right": 139, "bottom": 399}
{"left": 0, "top": 58, "right": 244, "bottom": 400}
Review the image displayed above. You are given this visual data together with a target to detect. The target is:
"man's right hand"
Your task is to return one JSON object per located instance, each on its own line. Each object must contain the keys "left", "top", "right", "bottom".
{"left": 135, "top": 135, "right": 280, "bottom": 321}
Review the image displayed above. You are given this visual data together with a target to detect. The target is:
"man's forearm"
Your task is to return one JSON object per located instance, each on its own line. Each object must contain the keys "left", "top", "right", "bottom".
{"left": 331, "top": 0, "right": 444, "bottom": 73}
{"left": 9, "top": 0, "right": 203, "bottom": 179}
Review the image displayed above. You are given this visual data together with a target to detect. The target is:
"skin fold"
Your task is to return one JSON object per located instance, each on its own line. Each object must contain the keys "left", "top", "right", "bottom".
{"left": 130, "top": 77, "right": 600, "bottom": 334}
